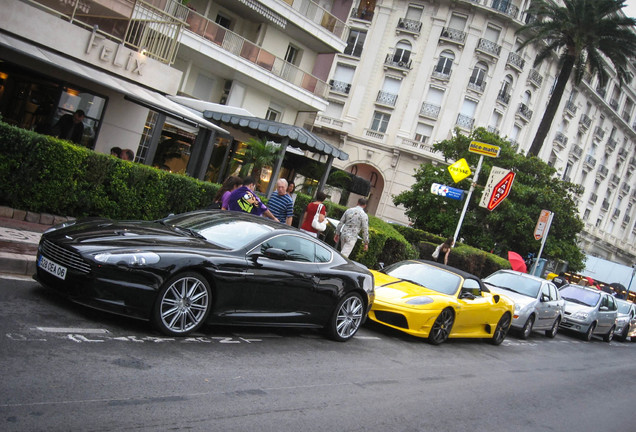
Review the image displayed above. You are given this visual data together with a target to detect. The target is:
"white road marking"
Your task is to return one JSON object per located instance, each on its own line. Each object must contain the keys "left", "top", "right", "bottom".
{"left": 36, "top": 327, "right": 110, "bottom": 334}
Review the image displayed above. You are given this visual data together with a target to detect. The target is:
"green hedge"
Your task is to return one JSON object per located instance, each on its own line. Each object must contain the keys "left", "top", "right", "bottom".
{"left": 0, "top": 121, "right": 508, "bottom": 276}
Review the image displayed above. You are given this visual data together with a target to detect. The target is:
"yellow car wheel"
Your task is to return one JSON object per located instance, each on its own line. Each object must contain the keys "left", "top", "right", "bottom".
{"left": 428, "top": 308, "right": 455, "bottom": 345}
{"left": 490, "top": 312, "right": 511, "bottom": 345}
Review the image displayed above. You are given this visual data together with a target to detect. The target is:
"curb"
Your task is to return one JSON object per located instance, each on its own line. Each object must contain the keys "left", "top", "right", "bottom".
{"left": 0, "top": 252, "right": 36, "bottom": 277}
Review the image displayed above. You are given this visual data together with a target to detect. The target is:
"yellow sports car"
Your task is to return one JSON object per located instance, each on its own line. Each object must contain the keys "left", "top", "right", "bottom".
{"left": 369, "top": 260, "right": 514, "bottom": 345}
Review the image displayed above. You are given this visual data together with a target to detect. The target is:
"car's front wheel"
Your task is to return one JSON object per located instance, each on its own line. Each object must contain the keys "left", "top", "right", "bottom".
{"left": 328, "top": 292, "right": 364, "bottom": 342}
{"left": 428, "top": 308, "right": 455, "bottom": 345}
{"left": 583, "top": 322, "right": 596, "bottom": 341}
{"left": 153, "top": 272, "right": 212, "bottom": 337}
{"left": 545, "top": 317, "right": 560, "bottom": 338}
{"left": 616, "top": 326, "right": 629, "bottom": 342}
{"left": 519, "top": 315, "right": 534, "bottom": 340}
{"left": 490, "top": 312, "right": 511, "bottom": 345}
{"left": 603, "top": 325, "right": 615, "bottom": 343}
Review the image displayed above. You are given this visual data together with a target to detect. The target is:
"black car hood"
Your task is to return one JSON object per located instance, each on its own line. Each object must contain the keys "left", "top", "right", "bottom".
{"left": 43, "top": 219, "right": 223, "bottom": 254}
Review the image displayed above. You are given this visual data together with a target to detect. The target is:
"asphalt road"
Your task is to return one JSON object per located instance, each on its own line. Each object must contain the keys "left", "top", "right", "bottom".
{"left": 1, "top": 276, "right": 634, "bottom": 432}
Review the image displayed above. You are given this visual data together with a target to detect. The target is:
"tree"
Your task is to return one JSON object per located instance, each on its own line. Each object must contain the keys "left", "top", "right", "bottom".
{"left": 517, "top": 0, "right": 636, "bottom": 157}
{"left": 393, "top": 128, "right": 586, "bottom": 271}
{"left": 238, "top": 137, "right": 280, "bottom": 181}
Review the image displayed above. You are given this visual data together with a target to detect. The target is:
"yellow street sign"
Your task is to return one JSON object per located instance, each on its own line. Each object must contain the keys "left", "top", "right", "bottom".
{"left": 469, "top": 141, "right": 500, "bottom": 158}
{"left": 448, "top": 158, "right": 471, "bottom": 183}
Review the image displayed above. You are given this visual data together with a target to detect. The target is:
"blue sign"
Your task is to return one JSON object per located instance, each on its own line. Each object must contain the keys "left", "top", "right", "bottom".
{"left": 431, "top": 183, "right": 464, "bottom": 201}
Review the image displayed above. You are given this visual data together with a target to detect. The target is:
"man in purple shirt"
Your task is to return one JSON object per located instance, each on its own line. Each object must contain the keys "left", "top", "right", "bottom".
{"left": 227, "top": 176, "right": 277, "bottom": 221}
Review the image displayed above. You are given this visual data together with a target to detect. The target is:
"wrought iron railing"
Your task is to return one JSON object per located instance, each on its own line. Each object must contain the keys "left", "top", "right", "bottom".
{"left": 527, "top": 68, "right": 543, "bottom": 87}
{"left": 440, "top": 27, "right": 466, "bottom": 44}
{"left": 384, "top": 54, "right": 412, "bottom": 69}
{"left": 397, "top": 17, "right": 422, "bottom": 33}
{"left": 497, "top": 91, "right": 510, "bottom": 105}
{"left": 351, "top": 7, "right": 374, "bottom": 22}
{"left": 579, "top": 114, "right": 592, "bottom": 129}
{"left": 490, "top": 0, "right": 519, "bottom": 19}
{"left": 329, "top": 80, "right": 351, "bottom": 94}
{"left": 597, "top": 165, "right": 608, "bottom": 178}
{"left": 517, "top": 103, "right": 533, "bottom": 121}
{"left": 420, "top": 103, "right": 441, "bottom": 118}
{"left": 456, "top": 114, "right": 475, "bottom": 129}
{"left": 476, "top": 38, "right": 502, "bottom": 56}
{"left": 376, "top": 91, "right": 398, "bottom": 106}
{"left": 506, "top": 52, "right": 525, "bottom": 70}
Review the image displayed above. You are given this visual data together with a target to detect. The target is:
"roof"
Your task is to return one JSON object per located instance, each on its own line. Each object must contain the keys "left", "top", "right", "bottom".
{"left": 202, "top": 111, "right": 349, "bottom": 161}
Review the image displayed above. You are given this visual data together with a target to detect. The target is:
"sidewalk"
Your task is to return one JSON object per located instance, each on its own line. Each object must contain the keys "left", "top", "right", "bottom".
{"left": 0, "top": 206, "right": 71, "bottom": 277}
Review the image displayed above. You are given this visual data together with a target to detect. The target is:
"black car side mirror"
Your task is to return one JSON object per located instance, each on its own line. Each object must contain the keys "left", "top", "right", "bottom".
{"left": 540, "top": 294, "right": 550, "bottom": 302}
{"left": 262, "top": 247, "right": 288, "bottom": 261}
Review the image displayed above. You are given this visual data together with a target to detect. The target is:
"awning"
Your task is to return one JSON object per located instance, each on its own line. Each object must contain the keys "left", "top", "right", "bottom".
{"left": 202, "top": 110, "right": 348, "bottom": 161}
{"left": 168, "top": 96, "right": 255, "bottom": 117}
{"left": 0, "top": 32, "right": 227, "bottom": 134}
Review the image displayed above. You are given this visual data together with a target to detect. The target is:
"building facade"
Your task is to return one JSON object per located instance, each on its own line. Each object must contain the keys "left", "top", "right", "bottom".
{"left": 311, "top": 0, "right": 636, "bottom": 266}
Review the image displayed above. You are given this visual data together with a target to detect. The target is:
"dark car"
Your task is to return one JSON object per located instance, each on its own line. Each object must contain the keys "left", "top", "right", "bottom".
{"left": 35, "top": 210, "right": 374, "bottom": 341}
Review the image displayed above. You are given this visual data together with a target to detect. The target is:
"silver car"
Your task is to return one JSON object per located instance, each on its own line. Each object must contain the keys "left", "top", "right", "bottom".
{"left": 483, "top": 270, "right": 564, "bottom": 339}
{"left": 559, "top": 284, "right": 618, "bottom": 342}
{"left": 614, "top": 299, "right": 636, "bottom": 342}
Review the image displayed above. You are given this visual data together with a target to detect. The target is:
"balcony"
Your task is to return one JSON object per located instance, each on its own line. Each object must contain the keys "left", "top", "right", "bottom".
{"left": 596, "top": 87, "right": 607, "bottom": 98}
{"left": 597, "top": 164, "right": 608, "bottom": 179}
{"left": 376, "top": 90, "right": 398, "bottom": 107}
{"left": 601, "top": 199, "right": 610, "bottom": 211}
{"left": 517, "top": 103, "right": 533, "bottom": 122}
{"left": 588, "top": 193, "right": 598, "bottom": 204}
{"left": 621, "top": 183, "right": 631, "bottom": 195}
{"left": 571, "top": 145, "right": 583, "bottom": 159}
{"left": 487, "top": 125, "right": 500, "bottom": 135}
{"left": 27, "top": 0, "right": 188, "bottom": 64}
{"left": 527, "top": 69, "right": 543, "bottom": 88}
{"left": 420, "top": 102, "right": 441, "bottom": 119}
{"left": 329, "top": 79, "right": 351, "bottom": 94}
{"left": 606, "top": 138, "right": 617, "bottom": 152}
{"left": 609, "top": 174, "right": 620, "bottom": 185}
{"left": 476, "top": 38, "right": 502, "bottom": 57}
{"left": 398, "top": 137, "right": 438, "bottom": 157}
{"left": 553, "top": 132, "right": 568, "bottom": 149}
{"left": 609, "top": 99, "right": 619, "bottom": 111}
{"left": 440, "top": 27, "right": 466, "bottom": 46}
{"left": 564, "top": 101, "right": 577, "bottom": 117}
{"left": 397, "top": 17, "right": 422, "bottom": 35}
{"left": 578, "top": 114, "right": 591, "bottom": 132}
{"left": 612, "top": 209, "right": 621, "bottom": 219}
{"left": 497, "top": 91, "right": 510, "bottom": 105}
{"left": 594, "top": 126, "right": 605, "bottom": 140}
{"left": 622, "top": 109, "right": 633, "bottom": 123}
{"left": 384, "top": 53, "right": 412, "bottom": 71}
{"left": 630, "top": 157, "right": 636, "bottom": 169}
{"left": 456, "top": 114, "right": 475, "bottom": 130}
{"left": 506, "top": 52, "right": 525, "bottom": 72}
{"left": 467, "top": 80, "right": 487, "bottom": 93}
{"left": 583, "top": 154, "right": 596, "bottom": 170}
{"left": 431, "top": 70, "right": 452, "bottom": 81}
{"left": 283, "top": 0, "right": 347, "bottom": 39}
{"left": 186, "top": 9, "right": 328, "bottom": 98}
{"left": 490, "top": 0, "right": 519, "bottom": 19}
{"left": 618, "top": 147, "right": 628, "bottom": 161}
{"left": 351, "top": 7, "right": 374, "bottom": 22}
{"left": 623, "top": 215, "right": 631, "bottom": 226}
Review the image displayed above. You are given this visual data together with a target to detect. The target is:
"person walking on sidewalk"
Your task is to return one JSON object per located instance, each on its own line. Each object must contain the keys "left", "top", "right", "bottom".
{"left": 334, "top": 198, "right": 369, "bottom": 258}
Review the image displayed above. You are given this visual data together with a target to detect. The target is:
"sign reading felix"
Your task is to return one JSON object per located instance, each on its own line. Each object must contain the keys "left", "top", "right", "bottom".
{"left": 479, "top": 166, "right": 515, "bottom": 211}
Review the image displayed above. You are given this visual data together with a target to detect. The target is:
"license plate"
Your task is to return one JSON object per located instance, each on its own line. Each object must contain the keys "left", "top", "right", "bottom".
{"left": 39, "top": 255, "right": 67, "bottom": 280}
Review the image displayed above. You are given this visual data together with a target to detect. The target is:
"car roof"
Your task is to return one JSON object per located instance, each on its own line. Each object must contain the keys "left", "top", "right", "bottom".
{"left": 562, "top": 284, "right": 607, "bottom": 295}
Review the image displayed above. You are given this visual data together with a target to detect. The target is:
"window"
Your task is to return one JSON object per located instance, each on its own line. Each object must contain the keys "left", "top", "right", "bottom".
{"left": 449, "top": 13, "right": 467, "bottom": 30}
{"left": 469, "top": 62, "right": 488, "bottom": 87}
{"left": 371, "top": 111, "right": 390, "bottom": 133}
{"left": 414, "top": 123, "right": 433, "bottom": 143}
{"left": 434, "top": 50, "right": 454, "bottom": 75}
{"left": 392, "top": 40, "right": 412, "bottom": 64}
{"left": 344, "top": 29, "right": 366, "bottom": 57}
{"left": 332, "top": 64, "right": 355, "bottom": 93}
{"left": 285, "top": 44, "right": 300, "bottom": 65}
{"left": 215, "top": 14, "right": 232, "bottom": 29}
{"left": 259, "top": 235, "right": 317, "bottom": 263}
{"left": 405, "top": 4, "right": 423, "bottom": 21}
{"left": 266, "top": 107, "right": 281, "bottom": 121}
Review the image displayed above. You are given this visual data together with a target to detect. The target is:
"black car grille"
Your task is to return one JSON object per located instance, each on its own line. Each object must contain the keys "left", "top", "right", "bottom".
{"left": 374, "top": 311, "right": 409, "bottom": 329}
{"left": 40, "top": 239, "right": 91, "bottom": 274}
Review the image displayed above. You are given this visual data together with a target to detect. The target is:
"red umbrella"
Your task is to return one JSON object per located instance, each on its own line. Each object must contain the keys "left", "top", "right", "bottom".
{"left": 507, "top": 251, "right": 527, "bottom": 273}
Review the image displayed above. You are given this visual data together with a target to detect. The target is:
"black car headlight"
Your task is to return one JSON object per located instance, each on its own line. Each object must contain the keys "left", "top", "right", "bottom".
{"left": 94, "top": 252, "right": 160, "bottom": 266}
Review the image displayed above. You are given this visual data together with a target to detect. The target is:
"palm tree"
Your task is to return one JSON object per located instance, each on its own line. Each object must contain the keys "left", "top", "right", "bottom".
{"left": 517, "top": 0, "right": 636, "bottom": 157}
{"left": 239, "top": 137, "right": 280, "bottom": 182}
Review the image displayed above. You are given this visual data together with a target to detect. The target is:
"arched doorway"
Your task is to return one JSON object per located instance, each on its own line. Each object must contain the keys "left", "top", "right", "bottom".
{"left": 346, "top": 163, "right": 384, "bottom": 216}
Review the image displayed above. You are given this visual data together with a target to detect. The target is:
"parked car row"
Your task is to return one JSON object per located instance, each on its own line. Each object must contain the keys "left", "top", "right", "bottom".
{"left": 34, "top": 210, "right": 635, "bottom": 346}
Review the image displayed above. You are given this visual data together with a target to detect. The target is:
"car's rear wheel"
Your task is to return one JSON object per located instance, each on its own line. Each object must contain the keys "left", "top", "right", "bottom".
{"left": 545, "top": 317, "right": 560, "bottom": 338}
{"left": 490, "top": 312, "right": 511, "bottom": 345}
{"left": 519, "top": 315, "right": 534, "bottom": 340}
{"left": 616, "top": 326, "right": 629, "bottom": 342}
{"left": 583, "top": 322, "right": 596, "bottom": 341}
{"left": 603, "top": 325, "right": 615, "bottom": 343}
{"left": 328, "top": 292, "right": 364, "bottom": 342}
{"left": 153, "top": 272, "right": 212, "bottom": 337}
{"left": 428, "top": 308, "right": 455, "bottom": 345}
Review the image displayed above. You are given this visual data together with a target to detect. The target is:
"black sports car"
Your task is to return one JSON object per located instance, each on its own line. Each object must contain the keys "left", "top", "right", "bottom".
{"left": 35, "top": 210, "right": 375, "bottom": 341}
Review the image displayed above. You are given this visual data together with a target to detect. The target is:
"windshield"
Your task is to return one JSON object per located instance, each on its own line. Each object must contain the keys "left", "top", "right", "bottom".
{"left": 382, "top": 261, "right": 461, "bottom": 295}
{"left": 483, "top": 271, "right": 541, "bottom": 298}
{"left": 560, "top": 285, "right": 601, "bottom": 307}
{"left": 162, "top": 212, "right": 273, "bottom": 249}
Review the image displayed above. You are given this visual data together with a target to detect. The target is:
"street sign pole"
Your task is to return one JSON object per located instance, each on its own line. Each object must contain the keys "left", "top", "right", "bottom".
{"left": 531, "top": 211, "right": 554, "bottom": 276}
{"left": 453, "top": 155, "right": 484, "bottom": 244}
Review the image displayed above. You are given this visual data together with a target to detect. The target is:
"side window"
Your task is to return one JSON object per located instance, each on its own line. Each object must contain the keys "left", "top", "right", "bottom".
{"left": 461, "top": 278, "right": 481, "bottom": 297}
{"left": 548, "top": 284, "right": 559, "bottom": 301}
{"left": 540, "top": 284, "right": 550, "bottom": 301}
{"left": 315, "top": 243, "right": 332, "bottom": 263}
{"left": 260, "top": 235, "right": 315, "bottom": 262}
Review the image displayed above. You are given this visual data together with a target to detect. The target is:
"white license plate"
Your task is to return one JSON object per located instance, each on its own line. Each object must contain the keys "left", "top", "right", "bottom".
{"left": 39, "top": 256, "right": 67, "bottom": 280}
